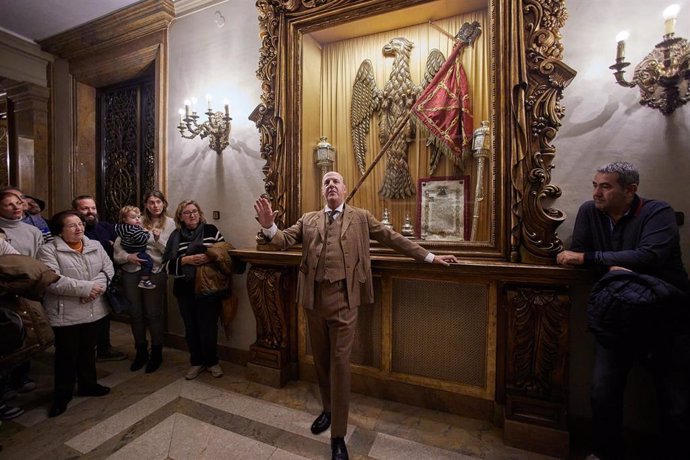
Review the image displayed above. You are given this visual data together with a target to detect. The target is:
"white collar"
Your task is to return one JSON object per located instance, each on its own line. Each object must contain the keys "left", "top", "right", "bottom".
{"left": 324, "top": 203, "right": 344, "bottom": 214}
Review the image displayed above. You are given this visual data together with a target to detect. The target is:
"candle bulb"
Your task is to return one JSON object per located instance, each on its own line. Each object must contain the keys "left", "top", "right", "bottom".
{"left": 206, "top": 94, "right": 212, "bottom": 110}
{"left": 664, "top": 4, "right": 680, "bottom": 36}
{"left": 178, "top": 108, "right": 185, "bottom": 125}
{"left": 224, "top": 98, "right": 229, "bottom": 117}
{"left": 615, "top": 31, "right": 629, "bottom": 60}
{"left": 184, "top": 99, "right": 190, "bottom": 118}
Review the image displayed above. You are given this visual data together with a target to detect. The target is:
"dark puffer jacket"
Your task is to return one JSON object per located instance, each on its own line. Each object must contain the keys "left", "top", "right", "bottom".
{"left": 587, "top": 270, "right": 688, "bottom": 348}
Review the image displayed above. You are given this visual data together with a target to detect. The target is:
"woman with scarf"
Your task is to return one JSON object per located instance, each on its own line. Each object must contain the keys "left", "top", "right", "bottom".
{"left": 114, "top": 191, "right": 176, "bottom": 373}
{"left": 163, "top": 200, "right": 226, "bottom": 380}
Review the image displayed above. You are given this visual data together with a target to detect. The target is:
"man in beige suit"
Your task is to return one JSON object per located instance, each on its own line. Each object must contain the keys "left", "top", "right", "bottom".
{"left": 255, "top": 171, "right": 457, "bottom": 460}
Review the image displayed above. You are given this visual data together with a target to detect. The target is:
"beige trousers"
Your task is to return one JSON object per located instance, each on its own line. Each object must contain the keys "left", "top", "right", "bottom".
{"left": 306, "top": 280, "right": 357, "bottom": 438}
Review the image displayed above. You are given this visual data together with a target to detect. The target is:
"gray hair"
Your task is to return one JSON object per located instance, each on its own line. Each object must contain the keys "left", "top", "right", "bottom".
{"left": 597, "top": 161, "right": 639, "bottom": 188}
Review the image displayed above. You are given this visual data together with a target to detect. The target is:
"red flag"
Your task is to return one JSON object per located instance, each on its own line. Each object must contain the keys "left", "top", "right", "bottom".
{"left": 411, "top": 41, "right": 473, "bottom": 160}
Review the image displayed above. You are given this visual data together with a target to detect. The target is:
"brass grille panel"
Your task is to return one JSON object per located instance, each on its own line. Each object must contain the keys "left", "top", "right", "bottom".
{"left": 392, "top": 279, "right": 488, "bottom": 386}
{"left": 351, "top": 277, "right": 382, "bottom": 367}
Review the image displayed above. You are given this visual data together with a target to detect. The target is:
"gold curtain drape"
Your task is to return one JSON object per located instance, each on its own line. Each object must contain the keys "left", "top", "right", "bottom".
{"left": 302, "top": 9, "right": 490, "bottom": 239}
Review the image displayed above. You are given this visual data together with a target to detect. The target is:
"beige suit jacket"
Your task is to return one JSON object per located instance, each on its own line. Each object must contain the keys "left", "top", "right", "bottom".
{"left": 270, "top": 205, "right": 429, "bottom": 310}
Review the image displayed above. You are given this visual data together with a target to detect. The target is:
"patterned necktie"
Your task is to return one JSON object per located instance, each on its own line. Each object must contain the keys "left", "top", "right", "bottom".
{"left": 327, "top": 210, "right": 339, "bottom": 224}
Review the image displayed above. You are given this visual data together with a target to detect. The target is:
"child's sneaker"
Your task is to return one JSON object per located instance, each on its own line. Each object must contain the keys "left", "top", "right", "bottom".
{"left": 137, "top": 279, "right": 156, "bottom": 289}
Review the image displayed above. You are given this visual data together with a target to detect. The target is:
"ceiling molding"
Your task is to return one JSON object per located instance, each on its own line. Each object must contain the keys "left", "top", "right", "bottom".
{"left": 174, "top": 0, "right": 229, "bottom": 18}
{"left": 37, "top": 0, "right": 175, "bottom": 61}
{"left": 0, "top": 29, "right": 54, "bottom": 62}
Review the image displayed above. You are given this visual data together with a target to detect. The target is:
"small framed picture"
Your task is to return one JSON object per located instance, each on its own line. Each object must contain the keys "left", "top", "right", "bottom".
{"left": 416, "top": 176, "right": 470, "bottom": 241}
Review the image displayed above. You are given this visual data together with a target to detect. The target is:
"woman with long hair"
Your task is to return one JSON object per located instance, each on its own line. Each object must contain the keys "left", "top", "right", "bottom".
{"left": 114, "top": 191, "right": 175, "bottom": 373}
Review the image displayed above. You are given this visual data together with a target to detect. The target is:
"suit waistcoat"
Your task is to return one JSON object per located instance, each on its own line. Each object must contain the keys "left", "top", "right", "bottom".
{"left": 315, "top": 213, "right": 346, "bottom": 283}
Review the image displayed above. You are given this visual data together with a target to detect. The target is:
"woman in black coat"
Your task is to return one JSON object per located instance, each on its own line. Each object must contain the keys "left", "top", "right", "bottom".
{"left": 163, "top": 200, "right": 226, "bottom": 380}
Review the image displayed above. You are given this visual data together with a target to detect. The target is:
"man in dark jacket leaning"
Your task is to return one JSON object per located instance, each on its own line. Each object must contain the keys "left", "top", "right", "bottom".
{"left": 557, "top": 161, "right": 690, "bottom": 460}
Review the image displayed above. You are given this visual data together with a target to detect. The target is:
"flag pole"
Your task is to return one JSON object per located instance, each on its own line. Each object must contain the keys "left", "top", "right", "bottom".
{"left": 346, "top": 112, "right": 411, "bottom": 203}
{"left": 428, "top": 20, "right": 456, "bottom": 41}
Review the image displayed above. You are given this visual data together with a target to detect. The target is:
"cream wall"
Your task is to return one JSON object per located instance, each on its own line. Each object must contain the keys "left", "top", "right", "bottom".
{"left": 555, "top": 0, "right": 690, "bottom": 427}
{"left": 167, "top": 0, "right": 265, "bottom": 349}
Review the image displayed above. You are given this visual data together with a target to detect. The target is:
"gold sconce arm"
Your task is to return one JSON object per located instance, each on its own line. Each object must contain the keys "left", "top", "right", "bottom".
{"left": 608, "top": 59, "right": 637, "bottom": 88}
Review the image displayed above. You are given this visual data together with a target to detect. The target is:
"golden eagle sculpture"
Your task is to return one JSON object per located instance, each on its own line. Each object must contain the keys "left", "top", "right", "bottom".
{"left": 351, "top": 37, "right": 445, "bottom": 199}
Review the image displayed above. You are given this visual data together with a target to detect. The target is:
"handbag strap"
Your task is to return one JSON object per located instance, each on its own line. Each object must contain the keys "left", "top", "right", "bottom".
{"left": 101, "top": 270, "right": 112, "bottom": 288}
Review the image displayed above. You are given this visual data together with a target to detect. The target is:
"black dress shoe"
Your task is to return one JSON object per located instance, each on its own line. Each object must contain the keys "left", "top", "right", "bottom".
{"left": 77, "top": 384, "right": 110, "bottom": 397}
{"left": 331, "top": 437, "right": 349, "bottom": 460}
{"left": 48, "top": 401, "right": 68, "bottom": 418}
{"left": 311, "top": 411, "right": 331, "bottom": 435}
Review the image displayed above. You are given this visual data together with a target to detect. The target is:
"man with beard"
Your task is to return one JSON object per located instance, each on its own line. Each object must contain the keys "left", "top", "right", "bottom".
{"left": 72, "top": 195, "right": 126, "bottom": 362}
{"left": 254, "top": 171, "right": 458, "bottom": 460}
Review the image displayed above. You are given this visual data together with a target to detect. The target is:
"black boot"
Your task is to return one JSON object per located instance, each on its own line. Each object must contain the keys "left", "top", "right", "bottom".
{"left": 145, "top": 345, "right": 163, "bottom": 373}
{"left": 130, "top": 342, "right": 149, "bottom": 371}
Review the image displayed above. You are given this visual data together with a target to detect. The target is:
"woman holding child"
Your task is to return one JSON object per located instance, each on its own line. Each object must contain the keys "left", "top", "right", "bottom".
{"left": 114, "top": 191, "right": 175, "bottom": 373}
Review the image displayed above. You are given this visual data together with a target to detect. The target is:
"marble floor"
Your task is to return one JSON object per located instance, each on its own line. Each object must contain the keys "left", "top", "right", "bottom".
{"left": 0, "top": 322, "right": 561, "bottom": 460}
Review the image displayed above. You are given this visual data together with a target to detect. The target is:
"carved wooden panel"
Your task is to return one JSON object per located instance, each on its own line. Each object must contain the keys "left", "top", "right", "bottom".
{"left": 503, "top": 284, "right": 569, "bottom": 427}
{"left": 98, "top": 76, "right": 156, "bottom": 223}
{"left": 247, "top": 266, "right": 290, "bottom": 350}
{"left": 0, "top": 118, "right": 8, "bottom": 187}
{"left": 508, "top": 0, "right": 577, "bottom": 263}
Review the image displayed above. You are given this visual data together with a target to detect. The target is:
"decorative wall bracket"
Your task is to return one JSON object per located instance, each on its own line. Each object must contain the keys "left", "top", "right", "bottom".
{"left": 178, "top": 98, "right": 232, "bottom": 154}
{"left": 609, "top": 6, "right": 690, "bottom": 116}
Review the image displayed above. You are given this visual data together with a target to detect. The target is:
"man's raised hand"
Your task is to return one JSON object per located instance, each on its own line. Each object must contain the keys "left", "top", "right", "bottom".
{"left": 254, "top": 197, "right": 278, "bottom": 229}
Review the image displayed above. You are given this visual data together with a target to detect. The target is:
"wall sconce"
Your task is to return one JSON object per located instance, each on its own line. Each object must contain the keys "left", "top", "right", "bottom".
{"left": 609, "top": 4, "right": 690, "bottom": 115}
{"left": 177, "top": 94, "right": 232, "bottom": 154}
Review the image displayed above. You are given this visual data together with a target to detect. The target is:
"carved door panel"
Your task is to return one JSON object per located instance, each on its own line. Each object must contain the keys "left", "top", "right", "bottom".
{"left": 0, "top": 117, "right": 8, "bottom": 187}
{"left": 97, "top": 75, "right": 156, "bottom": 223}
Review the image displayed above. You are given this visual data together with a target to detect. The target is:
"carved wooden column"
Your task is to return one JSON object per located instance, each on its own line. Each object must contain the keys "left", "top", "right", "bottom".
{"left": 499, "top": 284, "right": 570, "bottom": 458}
{"left": 5, "top": 82, "right": 50, "bottom": 199}
{"left": 245, "top": 264, "right": 297, "bottom": 387}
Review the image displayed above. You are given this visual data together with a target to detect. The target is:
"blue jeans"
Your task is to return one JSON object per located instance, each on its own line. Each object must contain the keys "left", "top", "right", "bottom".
{"left": 136, "top": 251, "right": 154, "bottom": 276}
{"left": 591, "top": 332, "right": 690, "bottom": 459}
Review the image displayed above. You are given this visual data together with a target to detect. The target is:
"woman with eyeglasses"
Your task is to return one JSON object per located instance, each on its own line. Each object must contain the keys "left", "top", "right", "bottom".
{"left": 114, "top": 191, "right": 176, "bottom": 373}
{"left": 163, "top": 200, "right": 226, "bottom": 380}
{"left": 37, "top": 210, "right": 114, "bottom": 418}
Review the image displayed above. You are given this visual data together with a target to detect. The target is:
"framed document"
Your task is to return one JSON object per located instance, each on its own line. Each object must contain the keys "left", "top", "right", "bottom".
{"left": 416, "top": 176, "right": 470, "bottom": 241}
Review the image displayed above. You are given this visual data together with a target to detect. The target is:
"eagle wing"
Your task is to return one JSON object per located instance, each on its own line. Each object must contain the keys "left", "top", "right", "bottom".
{"left": 351, "top": 59, "right": 379, "bottom": 175}
{"left": 421, "top": 48, "right": 445, "bottom": 91}
{"left": 418, "top": 49, "right": 446, "bottom": 174}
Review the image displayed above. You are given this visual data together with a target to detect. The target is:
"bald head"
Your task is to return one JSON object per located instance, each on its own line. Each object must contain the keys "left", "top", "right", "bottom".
{"left": 321, "top": 171, "right": 347, "bottom": 209}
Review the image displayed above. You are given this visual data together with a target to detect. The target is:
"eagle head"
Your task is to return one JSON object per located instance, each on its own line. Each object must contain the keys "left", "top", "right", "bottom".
{"left": 382, "top": 37, "right": 413, "bottom": 57}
